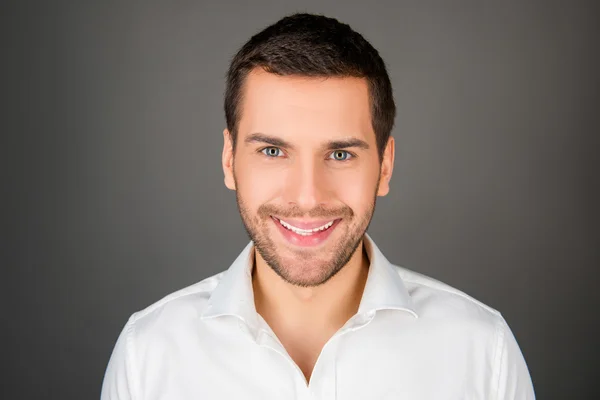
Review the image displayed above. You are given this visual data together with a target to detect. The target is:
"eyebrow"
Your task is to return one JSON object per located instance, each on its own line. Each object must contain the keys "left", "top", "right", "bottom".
{"left": 245, "top": 133, "right": 370, "bottom": 151}
{"left": 324, "top": 138, "right": 370, "bottom": 151}
{"left": 245, "top": 133, "right": 295, "bottom": 149}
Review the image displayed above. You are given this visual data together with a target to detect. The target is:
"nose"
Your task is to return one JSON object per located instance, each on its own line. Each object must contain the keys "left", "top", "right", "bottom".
{"left": 283, "top": 157, "right": 330, "bottom": 211}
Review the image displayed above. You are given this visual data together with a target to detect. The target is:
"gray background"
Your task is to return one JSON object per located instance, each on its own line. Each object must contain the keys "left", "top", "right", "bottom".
{"left": 3, "top": 1, "right": 599, "bottom": 399}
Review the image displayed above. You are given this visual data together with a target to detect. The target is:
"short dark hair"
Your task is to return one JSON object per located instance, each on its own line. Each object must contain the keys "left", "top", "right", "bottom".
{"left": 224, "top": 13, "right": 396, "bottom": 160}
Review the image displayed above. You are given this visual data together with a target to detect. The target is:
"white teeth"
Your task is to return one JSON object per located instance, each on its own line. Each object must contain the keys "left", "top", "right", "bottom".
{"left": 278, "top": 219, "right": 335, "bottom": 235}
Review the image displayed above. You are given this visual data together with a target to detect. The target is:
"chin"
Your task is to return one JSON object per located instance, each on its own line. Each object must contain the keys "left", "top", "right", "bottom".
{"left": 275, "top": 257, "right": 338, "bottom": 286}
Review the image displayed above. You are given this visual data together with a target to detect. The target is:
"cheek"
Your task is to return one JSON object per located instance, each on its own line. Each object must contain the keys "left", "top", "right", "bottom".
{"left": 329, "top": 168, "right": 378, "bottom": 209}
{"left": 235, "top": 158, "right": 285, "bottom": 205}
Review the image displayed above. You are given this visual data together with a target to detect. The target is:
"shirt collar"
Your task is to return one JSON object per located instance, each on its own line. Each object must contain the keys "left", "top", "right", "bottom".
{"left": 201, "top": 233, "right": 418, "bottom": 328}
{"left": 357, "top": 235, "right": 417, "bottom": 317}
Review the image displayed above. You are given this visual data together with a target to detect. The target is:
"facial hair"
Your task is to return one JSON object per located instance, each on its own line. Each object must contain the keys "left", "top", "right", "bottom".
{"left": 234, "top": 172, "right": 380, "bottom": 288}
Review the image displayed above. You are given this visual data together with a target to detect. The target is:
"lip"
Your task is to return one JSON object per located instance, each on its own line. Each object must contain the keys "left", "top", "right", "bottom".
{"left": 271, "top": 216, "right": 341, "bottom": 247}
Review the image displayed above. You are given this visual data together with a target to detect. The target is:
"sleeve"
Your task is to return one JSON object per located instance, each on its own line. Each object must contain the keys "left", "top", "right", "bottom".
{"left": 101, "top": 315, "right": 137, "bottom": 400}
{"left": 492, "top": 316, "right": 536, "bottom": 400}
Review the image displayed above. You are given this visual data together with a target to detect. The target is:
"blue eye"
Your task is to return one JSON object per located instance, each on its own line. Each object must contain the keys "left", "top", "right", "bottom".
{"left": 329, "top": 150, "right": 353, "bottom": 161}
{"left": 261, "top": 147, "right": 283, "bottom": 157}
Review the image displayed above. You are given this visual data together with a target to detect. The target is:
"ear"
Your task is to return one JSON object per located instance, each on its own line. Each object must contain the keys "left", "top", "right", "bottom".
{"left": 222, "top": 129, "right": 236, "bottom": 190}
{"left": 376, "top": 136, "right": 395, "bottom": 197}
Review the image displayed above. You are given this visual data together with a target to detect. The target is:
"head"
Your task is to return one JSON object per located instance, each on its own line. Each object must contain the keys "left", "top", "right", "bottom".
{"left": 222, "top": 13, "right": 396, "bottom": 287}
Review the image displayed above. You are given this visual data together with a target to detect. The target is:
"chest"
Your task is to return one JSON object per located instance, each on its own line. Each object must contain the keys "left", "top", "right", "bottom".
{"left": 278, "top": 332, "right": 330, "bottom": 383}
{"left": 136, "top": 318, "right": 495, "bottom": 400}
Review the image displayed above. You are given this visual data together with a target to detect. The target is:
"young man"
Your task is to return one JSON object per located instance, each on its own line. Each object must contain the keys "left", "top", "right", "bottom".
{"left": 102, "top": 13, "right": 534, "bottom": 399}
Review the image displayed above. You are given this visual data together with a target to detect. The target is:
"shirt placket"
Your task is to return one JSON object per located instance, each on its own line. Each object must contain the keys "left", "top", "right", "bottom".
{"left": 308, "top": 311, "right": 376, "bottom": 400}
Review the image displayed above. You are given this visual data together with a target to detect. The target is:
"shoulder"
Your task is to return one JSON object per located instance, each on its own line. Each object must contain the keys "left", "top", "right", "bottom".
{"left": 125, "top": 270, "right": 225, "bottom": 336}
{"left": 392, "top": 265, "right": 534, "bottom": 397}
{"left": 394, "top": 264, "right": 503, "bottom": 328}
{"left": 102, "top": 271, "right": 230, "bottom": 399}
{"left": 392, "top": 265, "right": 513, "bottom": 367}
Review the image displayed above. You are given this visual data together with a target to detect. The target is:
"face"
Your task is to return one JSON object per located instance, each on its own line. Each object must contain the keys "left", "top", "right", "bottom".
{"left": 222, "top": 69, "right": 394, "bottom": 287}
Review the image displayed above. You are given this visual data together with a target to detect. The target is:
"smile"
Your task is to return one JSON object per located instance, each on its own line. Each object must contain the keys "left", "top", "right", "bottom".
{"left": 271, "top": 216, "right": 341, "bottom": 247}
{"left": 277, "top": 219, "right": 335, "bottom": 235}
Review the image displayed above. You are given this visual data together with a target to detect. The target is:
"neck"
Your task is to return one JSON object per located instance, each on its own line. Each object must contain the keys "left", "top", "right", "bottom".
{"left": 252, "top": 240, "right": 370, "bottom": 334}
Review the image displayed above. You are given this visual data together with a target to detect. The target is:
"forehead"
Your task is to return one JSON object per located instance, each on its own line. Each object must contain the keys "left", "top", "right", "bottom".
{"left": 238, "top": 69, "right": 374, "bottom": 144}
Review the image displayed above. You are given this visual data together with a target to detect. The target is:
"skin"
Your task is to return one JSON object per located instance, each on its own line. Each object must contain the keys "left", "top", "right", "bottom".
{"left": 221, "top": 68, "right": 395, "bottom": 382}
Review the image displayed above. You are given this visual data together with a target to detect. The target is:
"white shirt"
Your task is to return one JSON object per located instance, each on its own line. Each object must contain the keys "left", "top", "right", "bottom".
{"left": 101, "top": 234, "right": 535, "bottom": 399}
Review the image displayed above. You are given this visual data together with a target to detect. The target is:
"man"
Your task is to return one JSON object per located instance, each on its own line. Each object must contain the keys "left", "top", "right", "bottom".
{"left": 101, "top": 13, "right": 534, "bottom": 399}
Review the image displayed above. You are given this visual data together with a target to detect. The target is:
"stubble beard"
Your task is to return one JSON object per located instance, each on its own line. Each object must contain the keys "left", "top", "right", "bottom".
{"left": 234, "top": 173, "right": 380, "bottom": 288}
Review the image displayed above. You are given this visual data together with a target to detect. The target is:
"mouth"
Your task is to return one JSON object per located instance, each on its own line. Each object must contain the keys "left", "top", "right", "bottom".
{"left": 271, "top": 216, "right": 341, "bottom": 247}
